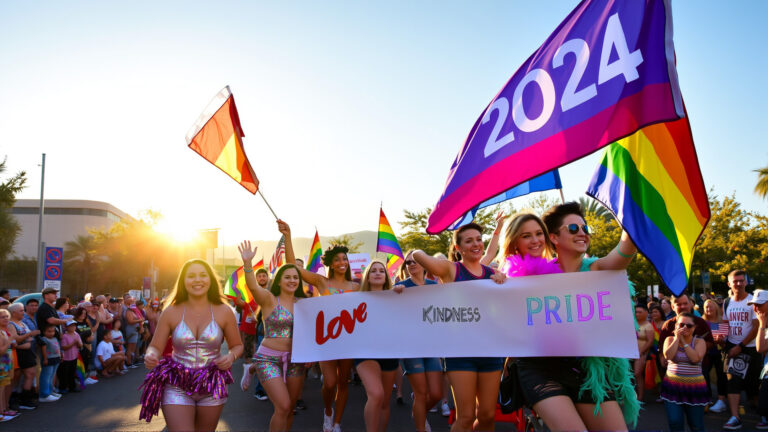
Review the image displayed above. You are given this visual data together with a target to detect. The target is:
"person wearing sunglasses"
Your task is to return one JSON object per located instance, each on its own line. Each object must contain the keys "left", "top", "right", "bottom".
{"left": 539, "top": 201, "right": 639, "bottom": 431}
{"left": 660, "top": 312, "right": 708, "bottom": 431}
{"left": 393, "top": 250, "right": 441, "bottom": 432}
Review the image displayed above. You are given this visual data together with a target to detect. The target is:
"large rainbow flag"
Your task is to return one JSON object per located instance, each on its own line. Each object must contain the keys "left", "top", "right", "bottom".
{"left": 186, "top": 86, "right": 259, "bottom": 194}
{"left": 224, "top": 259, "right": 263, "bottom": 311}
{"left": 586, "top": 115, "right": 710, "bottom": 295}
{"left": 376, "top": 208, "right": 404, "bottom": 276}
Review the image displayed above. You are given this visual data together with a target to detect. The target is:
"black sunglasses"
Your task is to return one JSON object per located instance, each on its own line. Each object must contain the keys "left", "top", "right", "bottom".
{"left": 677, "top": 323, "right": 695, "bottom": 329}
{"left": 561, "top": 223, "right": 591, "bottom": 235}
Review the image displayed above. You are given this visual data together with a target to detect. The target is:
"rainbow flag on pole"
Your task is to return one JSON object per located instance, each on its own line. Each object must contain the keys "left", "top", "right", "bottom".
{"left": 224, "top": 259, "right": 263, "bottom": 311}
{"left": 376, "top": 208, "right": 404, "bottom": 276}
{"left": 305, "top": 230, "right": 323, "bottom": 295}
{"left": 586, "top": 115, "right": 710, "bottom": 295}
{"left": 186, "top": 86, "right": 259, "bottom": 194}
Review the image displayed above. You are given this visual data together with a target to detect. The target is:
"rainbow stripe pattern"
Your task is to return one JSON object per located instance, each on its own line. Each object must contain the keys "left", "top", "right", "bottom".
{"left": 75, "top": 353, "right": 87, "bottom": 390}
{"left": 307, "top": 231, "right": 323, "bottom": 273}
{"left": 186, "top": 86, "right": 259, "bottom": 194}
{"left": 587, "top": 116, "right": 710, "bottom": 295}
{"left": 224, "top": 259, "right": 263, "bottom": 311}
{"left": 377, "top": 208, "right": 404, "bottom": 275}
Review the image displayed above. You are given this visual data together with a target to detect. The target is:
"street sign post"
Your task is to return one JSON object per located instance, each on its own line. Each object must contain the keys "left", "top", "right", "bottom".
{"left": 44, "top": 246, "right": 63, "bottom": 293}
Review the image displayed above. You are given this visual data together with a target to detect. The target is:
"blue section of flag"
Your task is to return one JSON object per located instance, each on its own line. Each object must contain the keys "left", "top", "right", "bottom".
{"left": 448, "top": 169, "right": 562, "bottom": 230}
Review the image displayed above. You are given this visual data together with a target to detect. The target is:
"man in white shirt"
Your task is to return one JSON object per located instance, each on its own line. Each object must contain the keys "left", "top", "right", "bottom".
{"left": 747, "top": 290, "right": 768, "bottom": 430}
{"left": 723, "top": 269, "right": 761, "bottom": 430}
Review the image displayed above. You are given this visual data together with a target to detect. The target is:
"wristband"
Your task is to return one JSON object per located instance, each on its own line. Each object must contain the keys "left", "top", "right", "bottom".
{"left": 243, "top": 267, "right": 254, "bottom": 273}
{"left": 615, "top": 245, "right": 636, "bottom": 259}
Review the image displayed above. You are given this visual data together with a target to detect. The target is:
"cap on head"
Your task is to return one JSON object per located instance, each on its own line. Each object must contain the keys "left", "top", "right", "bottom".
{"left": 747, "top": 289, "right": 768, "bottom": 306}
{"left": 42, "top": 287, "right": 57, "bottom": 295}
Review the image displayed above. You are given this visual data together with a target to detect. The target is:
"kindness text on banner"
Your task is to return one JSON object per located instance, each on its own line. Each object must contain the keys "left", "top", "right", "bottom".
{"left": 292, "top": 270, "right": 638, "bottom": 362}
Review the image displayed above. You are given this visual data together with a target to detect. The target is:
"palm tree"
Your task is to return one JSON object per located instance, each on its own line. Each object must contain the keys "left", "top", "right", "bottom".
{"left": 578, "top": 196, "right": 612, "bottom": 221}
{"left": 64, "top": 234, "right": 98, "bottom": 295}
{"left": 755, "top": 166, "right": 768, "bottom": 200}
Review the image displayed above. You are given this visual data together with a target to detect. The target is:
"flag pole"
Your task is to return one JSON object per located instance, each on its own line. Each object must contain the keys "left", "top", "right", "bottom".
{"left": 558, "top": 188, "right": 565, "bottom": 204}
{"left": 258, "top": 189, "right": 279, "bottom": 220}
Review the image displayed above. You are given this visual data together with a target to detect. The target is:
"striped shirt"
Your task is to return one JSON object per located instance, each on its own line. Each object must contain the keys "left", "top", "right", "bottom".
{"left": 667, "top": 337, "right": 702, "bottom": 376}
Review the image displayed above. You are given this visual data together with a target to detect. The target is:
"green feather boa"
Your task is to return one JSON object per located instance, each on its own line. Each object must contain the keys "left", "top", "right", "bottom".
{"left": 577, "top": 280, "right": 641, "bottom": 427}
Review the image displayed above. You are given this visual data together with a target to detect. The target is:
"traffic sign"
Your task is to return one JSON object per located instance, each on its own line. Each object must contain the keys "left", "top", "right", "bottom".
{"left": 44, "top": 247, "right": 63, "bottom": 290}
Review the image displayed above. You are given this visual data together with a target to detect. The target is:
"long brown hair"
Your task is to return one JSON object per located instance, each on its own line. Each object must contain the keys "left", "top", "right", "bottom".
{"left": 359, "top": 260, "right": 392, "bottom": 292}
{"left": 499, "top": 213, "right": 555, "bottom": 261}
{"left": 450, "top": 223, "right": 484, "bottom": 262}
{"left": 165, "top": 259, "right": 226, "bottom": 308}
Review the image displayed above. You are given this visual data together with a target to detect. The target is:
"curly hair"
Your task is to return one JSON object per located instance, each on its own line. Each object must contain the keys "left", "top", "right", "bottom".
{"left": 322, "top": 244, "right": 351, "bottom": 280}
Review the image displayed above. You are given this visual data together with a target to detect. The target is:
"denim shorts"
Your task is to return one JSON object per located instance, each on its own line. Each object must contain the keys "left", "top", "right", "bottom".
{"left": 401, "top": 357, "right": 443, "bottom": 375}
{"left": 443, "top": 357, "right": 504, "bottom": 373}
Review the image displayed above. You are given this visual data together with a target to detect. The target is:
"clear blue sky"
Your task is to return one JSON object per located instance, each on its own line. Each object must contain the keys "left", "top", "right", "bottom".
{"left": 1, "top": 1, "right": 765, "bottom": 245}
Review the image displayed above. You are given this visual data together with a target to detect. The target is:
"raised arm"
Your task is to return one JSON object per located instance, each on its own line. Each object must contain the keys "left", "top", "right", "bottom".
{"left": 277, "top": 220, "right": 327, "bottom": 288}
{"left": 481, "top": 211, "right": 505, "bottom": 266}
{"left": 592, "top": 231, "right": 637, "bottom": 271}
{"left": 238, "top": 240, "right": 277, "bottom": 309}
{"left": 413, "top": 250, "right": 455, "bottom": 283}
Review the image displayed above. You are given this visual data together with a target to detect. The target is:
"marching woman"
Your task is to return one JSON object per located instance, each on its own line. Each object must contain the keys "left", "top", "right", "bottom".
{"left": 393, "top": 250, "right": 442, "bottom": 432}
{"left": 538, "top": 201, "right": 640, "bottom": 431}
{"left": 277, "top": 220, "right": 359, "bottom": 432}
{"left": 140, "top": 259, "right": 243, "bottom": 432}
{"left": 239, "top": 241, "right": 308, "bottom": 432}
{"left": 355, "top": 260, "right": 398, "bottom": 432}
{"left": 412, "top": 223, "right": 506, "bottom": 432}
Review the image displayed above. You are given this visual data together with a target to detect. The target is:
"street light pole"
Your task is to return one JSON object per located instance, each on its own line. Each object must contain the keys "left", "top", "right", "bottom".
{"left": 35, "top": 153, "right": 46, "bottom": 291}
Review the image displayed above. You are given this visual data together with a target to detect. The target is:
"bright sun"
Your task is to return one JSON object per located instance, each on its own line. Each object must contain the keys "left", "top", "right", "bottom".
{"left": 154, "top": 218, "right": 201, "bottom": 244}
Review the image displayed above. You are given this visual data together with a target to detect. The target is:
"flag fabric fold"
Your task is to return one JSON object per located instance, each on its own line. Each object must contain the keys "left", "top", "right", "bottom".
{"left": 586, "top": 115, "right": 710, "bottom": 295}
{"left": 306, "top": 231, "right": 323, "bottom": 273}
{"left": 448, "top": 170, "right": 562, "bottom": 230}
{"left": 376, "top": 208, "right": 404, "bottom": 276}
{"left": 224, "top": 260, "right": 263, "bottom": 311}
{"left": 269, "top": 236, "right": 286, "bottom": 274}
{"left": 186, "top": 86, "right": 259, "bottom": 194}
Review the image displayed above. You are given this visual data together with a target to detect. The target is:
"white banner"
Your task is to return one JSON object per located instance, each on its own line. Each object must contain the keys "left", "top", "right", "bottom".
{"left": 293, "top": 270, "right": 638, "bottom": 362}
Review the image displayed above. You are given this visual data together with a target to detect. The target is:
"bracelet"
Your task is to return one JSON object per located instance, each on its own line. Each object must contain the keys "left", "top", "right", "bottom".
{"left": 615, "top": 245, "right": 637, "bottom": 258}
{"left": 243, "top": 267, "right": 254, "bottom": 273}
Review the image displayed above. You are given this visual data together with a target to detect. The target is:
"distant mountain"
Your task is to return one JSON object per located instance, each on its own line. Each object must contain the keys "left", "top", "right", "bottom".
{"left": 218, "top": 230, "right": 386, "bottom": 266}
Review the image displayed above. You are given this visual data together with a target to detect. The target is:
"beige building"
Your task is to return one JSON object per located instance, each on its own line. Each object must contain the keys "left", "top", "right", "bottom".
{"left": 11, "top": 199, "right": 130, "bottom": 259}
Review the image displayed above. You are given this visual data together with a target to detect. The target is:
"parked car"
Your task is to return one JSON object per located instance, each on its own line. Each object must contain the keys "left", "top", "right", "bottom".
{"left": 12, "top": 292, "right": 43, "bottom": 306}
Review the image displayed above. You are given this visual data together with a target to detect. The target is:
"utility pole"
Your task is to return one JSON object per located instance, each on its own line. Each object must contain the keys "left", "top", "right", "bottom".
{"left": 35, "top": 153, "right": 46, "bottom": 291}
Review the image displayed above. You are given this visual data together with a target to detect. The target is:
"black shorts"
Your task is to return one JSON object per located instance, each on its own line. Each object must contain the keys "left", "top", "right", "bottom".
{"left": 16, "top": 348, "right": 36, "bottom": 369}
{"left": 725, "top": 342, "right": 761, "bottom": 397}
{"left": 517, "top": 357, "right": 616, "bottom": 406}
{"left": 354, "top": 359, "right": 399, "bottom": 372}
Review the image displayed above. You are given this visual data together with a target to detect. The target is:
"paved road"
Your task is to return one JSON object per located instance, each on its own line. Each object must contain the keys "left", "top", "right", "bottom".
{"left": 6, "top": 359, "right": 763, "bottom": 431}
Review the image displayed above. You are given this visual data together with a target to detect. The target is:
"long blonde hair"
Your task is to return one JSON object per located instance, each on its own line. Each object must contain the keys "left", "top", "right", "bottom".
{"left": 359, "top": 260, "right": 392, "bottom": 292}
{"left": 498, "top": 213, "right": 555, "bottom": 262}
{"left": 703, "top": 299, "right": 722, "bottom": 322}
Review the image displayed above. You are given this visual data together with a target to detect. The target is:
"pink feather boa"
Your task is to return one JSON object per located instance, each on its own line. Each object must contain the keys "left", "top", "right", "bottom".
{"left": 503, "top": 254, "right": 562, "bottom": 277}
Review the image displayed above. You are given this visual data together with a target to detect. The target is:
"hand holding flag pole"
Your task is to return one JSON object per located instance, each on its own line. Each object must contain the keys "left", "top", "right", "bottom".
{"left": 186, "top": 85, "right": 279, "bottom": 220}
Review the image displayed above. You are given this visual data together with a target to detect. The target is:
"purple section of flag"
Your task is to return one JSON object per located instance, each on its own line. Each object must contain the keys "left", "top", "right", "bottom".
{"left": 427, "top": 0, "right": 683, "bottom": 233}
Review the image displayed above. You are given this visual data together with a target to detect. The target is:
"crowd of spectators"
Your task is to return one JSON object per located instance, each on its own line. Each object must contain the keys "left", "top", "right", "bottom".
{"left": 0, "top": 287, "right": 160, "bottom": 422}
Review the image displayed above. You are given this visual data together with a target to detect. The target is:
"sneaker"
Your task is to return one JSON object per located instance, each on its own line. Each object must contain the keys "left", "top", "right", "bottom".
{"left": 723, "top": 416, "right": 743, "bottom": 430}
{"left": 38, "top": 395, "right": 59, "bottom": 403}
{"left": 710, "top": 399, "right": 727, "bottom": 413}
{"left": 241, "top": 364, "right": 253, "bottom": 392}
{"left": 756, "top": 417, "right": 768, "bottom": 430}
{"left": 440, "top": 401, "right": 450, "bottom": 417}
{"left": 18, "top": 403, "right": 36, "bottom": 410}
{"left": 254, "top": 390, "right": 268, "bottom": 401}
{"left": 295, "top": 399, "right": 307, "bottom": 410}
{"left": 85, "top": 377, "right": 98, "bottom": 385}
{"left": 323, "top": 410, "right": 334, "bottom": 432}
{"left": 51, "top": 392, "right": 62, "bottom": 398}
{"left": 332, "top": 424, "right": 341, "bottom": 432}
{"left": 129, "top": 363, "right": 141, "bottom": 369}
{"left": 0, "top": 412, "right": 18, "bottom": 422}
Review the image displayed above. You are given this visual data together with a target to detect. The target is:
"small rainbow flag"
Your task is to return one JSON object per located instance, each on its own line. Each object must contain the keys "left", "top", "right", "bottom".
{"left": 587, "top": 114, "right": 710, "bottom": 295}
{"left": 75, "top": 353, "right": 87, "bottom": 390}
{"left": 305, "top": 230, "right": 323, "bottom": 295}
{"left": 224, "top": 259, "right": 263, "bottom": 311}
{"left": 376, "top": 208, "right": 404, "bottom": 276}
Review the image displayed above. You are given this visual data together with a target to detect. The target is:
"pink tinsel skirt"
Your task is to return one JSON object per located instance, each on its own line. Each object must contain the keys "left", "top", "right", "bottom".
{"left": 139, "top": 357, "right": 233, "bottom": 422}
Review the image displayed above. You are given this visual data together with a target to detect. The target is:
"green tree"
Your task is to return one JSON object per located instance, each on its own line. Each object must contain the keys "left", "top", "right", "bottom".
{"left": 398, "top": 207, "right": 499, "bottom": 256}
{"left": 756, "top": 165, "right": 768, "bottom": 200}
{"left": 0, "top": 157, "right": 26, "bottom": 272}
{"left": 64, "top": 234, "right": 99, "bottom": 296}
{"left": 327, "top": 234, "right": 363, "bottom": 253}
{"left": 579, "top": 196, "right": 613, "bottom": 222}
